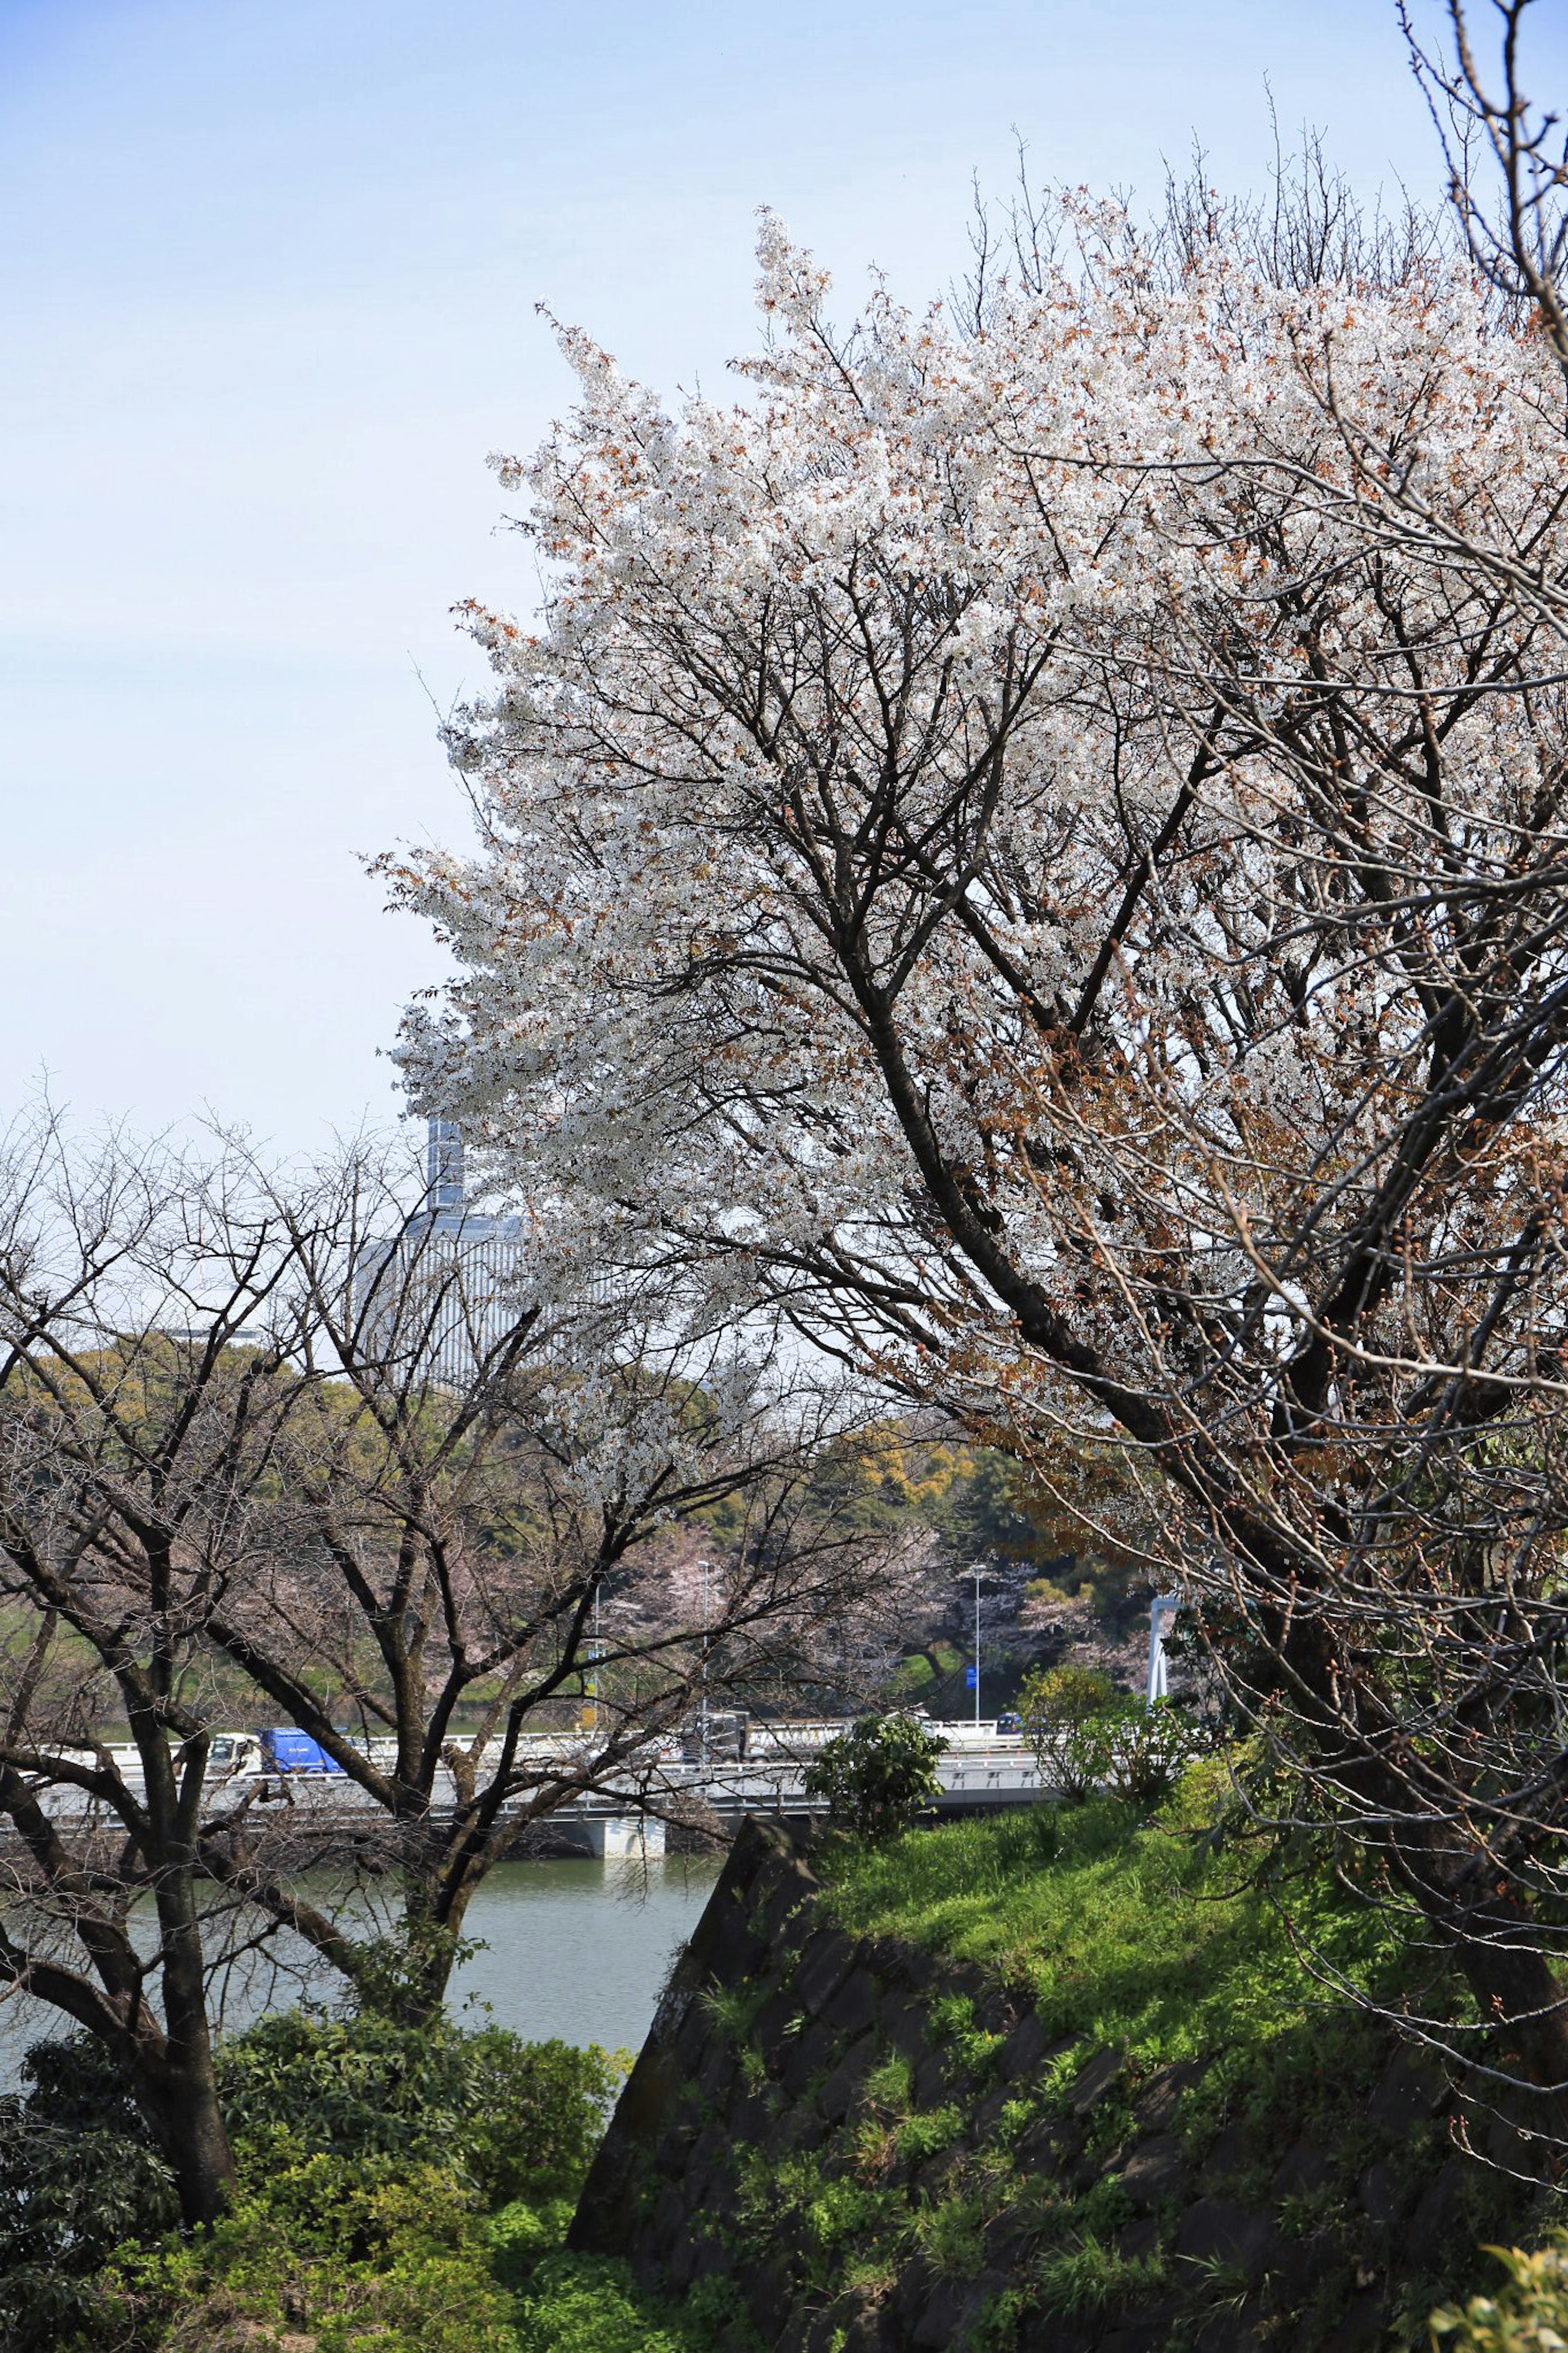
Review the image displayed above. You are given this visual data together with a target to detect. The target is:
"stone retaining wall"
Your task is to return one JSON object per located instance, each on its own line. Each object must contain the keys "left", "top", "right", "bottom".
{"left": 570, "top": 1818, "right": 1526, "bottom": 2352}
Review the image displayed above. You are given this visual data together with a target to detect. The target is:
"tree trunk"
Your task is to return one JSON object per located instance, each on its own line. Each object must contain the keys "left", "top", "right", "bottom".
{"left": 131, "top": 2038, "right": 238, "bottom": 2229}
{"left": 139, "top": 1888, "right": 238, "bottom": 2227}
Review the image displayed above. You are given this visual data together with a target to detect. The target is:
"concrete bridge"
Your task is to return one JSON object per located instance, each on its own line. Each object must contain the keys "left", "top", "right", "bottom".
{"left": 565, "top": 1726, "right": 1044, "bottom": 1856}
{"left": 20, "top": 1722, "right": 1045, "bottom": 1860}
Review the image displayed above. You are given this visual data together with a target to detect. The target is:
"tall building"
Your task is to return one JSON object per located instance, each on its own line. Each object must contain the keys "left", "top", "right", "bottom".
{"left": 353, "top": 1119, "right": 532, "bottom": 1387}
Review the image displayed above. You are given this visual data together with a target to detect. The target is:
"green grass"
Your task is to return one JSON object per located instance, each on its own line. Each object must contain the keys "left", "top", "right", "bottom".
{"left": 800, "top": 1787, "right": 1531, "bottom": 2345}
{"left": 817, "top": 1795, "right": 1431, "bottom": 2104}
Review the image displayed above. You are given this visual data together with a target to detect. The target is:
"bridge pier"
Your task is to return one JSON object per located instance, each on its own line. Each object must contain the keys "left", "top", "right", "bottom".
{"left": 573, "top": 1814, "right": 666, "bottom": 1861}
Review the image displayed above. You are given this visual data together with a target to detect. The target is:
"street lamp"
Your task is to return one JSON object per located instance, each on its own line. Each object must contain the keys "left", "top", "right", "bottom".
{"left": 697, "top": 1558, "right": 711, "bottom": 1771}
{"left": 970, "top": 1568, "right": 983, "bottom": 1727}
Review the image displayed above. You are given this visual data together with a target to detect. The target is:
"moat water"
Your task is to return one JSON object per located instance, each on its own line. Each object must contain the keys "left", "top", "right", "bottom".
{"left": 0, "top": 1851, "right": 722, "bottom": 2081}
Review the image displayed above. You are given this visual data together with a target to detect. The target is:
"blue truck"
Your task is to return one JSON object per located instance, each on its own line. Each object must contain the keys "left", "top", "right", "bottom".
{"left": 207, "top": 1729, "right": 346, "bottom": 1776}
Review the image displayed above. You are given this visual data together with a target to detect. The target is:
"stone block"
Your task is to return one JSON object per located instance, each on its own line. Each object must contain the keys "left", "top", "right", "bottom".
{"left": 780, "top": 2013, "right": 841, "bottom": 2102}
{"left": 861, "top": 1932, "right": 923, "bottom": 1985}
{"left": 1366, "top": 2047, "right": 1449, "bottom": 2133}
{"left": 826, "top": 2287, "right": 900, "bottom": 2353}
{"left": 705, "top": 1910, "right": 766, "bottom": 1989}
{"left": 1200, "top": 2119, "right": 1253, "bottom": 2183}
{"left": 840, "top": 2306, "right": 900, "bottom": 2353}
{"left": 753, "top": 1863, "right": 815, "bottom": 1951}
{"left": 689, "top": 2234, "right": 735, "bottom": 2286}
{"left": 818, "top": 2031, "right": 878, "bottom": 2124}
{"left": 914, "top": 2044, "right": 954, "bottom": 2108}
{"left": 753, "top": 1986, "right": 802, "bottom": 2067}
{"left": 992, "top": 2009, "right": 1052, "bottom": 2083}
{"left": 913, "top": 2146, "right": 966, "bottom": 2201}
{"left": 1193, "top": 2317, "right": 1265, "bottom": 2353}
{"left": 791, "top": 1927, "right": 854, "bottom": 2015}
{"left": 1116, "top": 2214, "right": 1163, "bottom": 2261}
{"left": 1407, "top": 2161, "right": 1470, "bottom": 2271}
{"left": 1271, "top": 2143, "right": 1334, "bottom": 2202}
{"left": 1017, "top": 2315, "right": 1095, "bottom": 2353}
{"left": 1103, "top": 2321, "right": 1183, "bottom": 2353}
{"left": 971, "top": 2082, "right": 1020, "bottom": 2143}
{"left": 730, "top": 2088, "right": 777, "bottom": 2146}
{"left": 653, "top": 2121, "right": 697, "bottom": 2177}
{"left": 1015, "top": 2112, "right": 1079, "bottom": 2174}
{"left": 875, "top": 1987, "right": 931, "bottom": 2054}
{"left": 1357, "top": 2159, "right": 1407, "bottom": 2226}
{"left": 648, "top": 2181, "right": 687, "bottom": 2255}
{"left": 975, "top": 1989, "right": 1016, "bottom": 2037}
{"left": 695, "top": 2034, "right": 738, "bottom": 2108}
{"left": 673, "top": 1998, "right": 716, "bottom": 2074}
{"left": 776, "top": 2100, "right": 828, "bottom": 2155}
{"left": 1313, "top": 2289, "right": 1389, "bottom": 2350}
{"left": 820, "top": 1964, "right": 877, "bottom": 2042}
{"left": 1067, "top": 2046, "right": 1125, "bottom": 2116}
{"left": 1132, "top": 2056, "right": 1206, "bottom": 2131}
{"left": 909, "top": 2272, "right": 975, "bottom": 2347}
{"left": 1120, "top": 2131, "right": 1188, "bottom": 2213}
{"left": 1174, "top": 2197, "right": 1276, "bottom": 2281}
{"left": 688, "top": 2119, "right": 729, "bottom": 2179}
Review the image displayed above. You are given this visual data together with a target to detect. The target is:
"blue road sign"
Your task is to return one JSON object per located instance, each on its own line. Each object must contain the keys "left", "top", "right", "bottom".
{"left": 965, "top": 1665, "right": 978, "bottom": 1689}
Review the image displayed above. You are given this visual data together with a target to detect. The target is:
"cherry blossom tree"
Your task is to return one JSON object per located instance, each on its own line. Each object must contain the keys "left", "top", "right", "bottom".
{"left": 390, "top": 23, "right": 1568, "bottom": 2154}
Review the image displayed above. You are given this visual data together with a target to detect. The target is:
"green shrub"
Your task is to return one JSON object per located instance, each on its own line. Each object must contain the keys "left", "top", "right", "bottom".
{"left": 893, "top": 2105, "right": 964, "bottom": 2162}
{"left": 103, "top": 2161, "right": 519, "bottom": 2353}
{"left": 1018, "top": 1665, "right": 1114, "bottom": 1796}
{"left": 1035, "top": 2232, "right": 1165, "bottom": 2319}
{"left": 218, "top": 2010, "right": 624, "bottom": 2206}
{"left": 0, "top": 2012, "right": 629, "bottom": 2352}
{"left": 804, "top": 1712, "right": 947, "bottom": 1839}
{"left": 488, "top": 2194, "right": 577, "bottom": 2291}
{"left": 0, "top": 2037, "right": 180, "bottom": 2353}
{"left": 511, "top": 2249, "right": 715, "bottom": 2352}
{"left": 1019, "top": 1663, "right": 1114, "bottom": 1738}
{"left": 1061, "top": 1698, "right": 1202, "bottom": 1809}
{"left": 1431, "top": 2235, "right": 1568, "bottom": 2349}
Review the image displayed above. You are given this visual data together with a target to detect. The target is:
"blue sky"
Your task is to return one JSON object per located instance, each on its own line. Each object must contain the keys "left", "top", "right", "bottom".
{"left": 3, "top": 0, "right": 1561, "bottom": 1154}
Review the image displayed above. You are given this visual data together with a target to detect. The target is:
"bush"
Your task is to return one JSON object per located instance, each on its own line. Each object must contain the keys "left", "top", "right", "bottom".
{"left": 0, "top": 2037, "right": 180, "bottom": 2353}
{"left": 512, "top": 2249, "right": 723, "bottom": 2352}
{"left": 1431, "top": 2236, "right": 1568, "bottom": 2349}
{"left": 1018, "top": 1665, "right": 1114, "bottom": 1796}
{"left": 217, "top": 2010, "right": 624, "bottom": 2206}
{"left": 1062, "top": 1699, "right": 1203, "bottom": 1809}
{"left": 0, "top": 2012, "right": 629, "bottom": 2352}
{"left": 804, "top": 1713, "right": 947, "bottom": 1839}
{"left": 102, "top": 2160, "right": 520, "bottom": 2353}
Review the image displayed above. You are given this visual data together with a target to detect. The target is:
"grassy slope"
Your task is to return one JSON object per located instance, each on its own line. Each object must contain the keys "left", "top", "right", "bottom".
{"left": 819, "top": 1795, "right": 1424, "bottom": 2128}
{"left": 806, "top": 1794, "right": 1530, "bottom": 2347}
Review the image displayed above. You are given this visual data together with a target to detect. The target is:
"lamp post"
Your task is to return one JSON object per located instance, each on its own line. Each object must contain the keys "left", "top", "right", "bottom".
{"left": 698, "top": 1558, "right": 711, "bottom": 1771}
{"left": 971, "top": 1568, "right": 982, "bottom": 1727}
{"left": 586, "top": 1580, "right": 601, "bottom": 1731}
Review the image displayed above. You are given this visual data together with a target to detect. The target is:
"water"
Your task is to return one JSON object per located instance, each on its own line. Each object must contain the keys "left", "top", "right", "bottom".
{"left": 0, "top": 1851, "right": 722, "bottom": 2081}
{"left": 444, "top": 1853, "right": 721, "bottom": 2053}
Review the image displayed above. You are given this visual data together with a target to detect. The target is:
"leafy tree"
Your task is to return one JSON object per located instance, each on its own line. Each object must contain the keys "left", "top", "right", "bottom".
{"left": 1060, "top": 1700, "right": 1202, "bottom": 1811}
{"left": 1018, "top": 1664, "right": 1114, "bottom": 1799}
{"left": 216, "top": 2013, "right": 621, "bottom": 2209}
{"left": 0, "top": 1112, "right": 915, "bottom": 2124}
{"left": 804, "top": 1713, "right": 947, "bottom": 1840}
